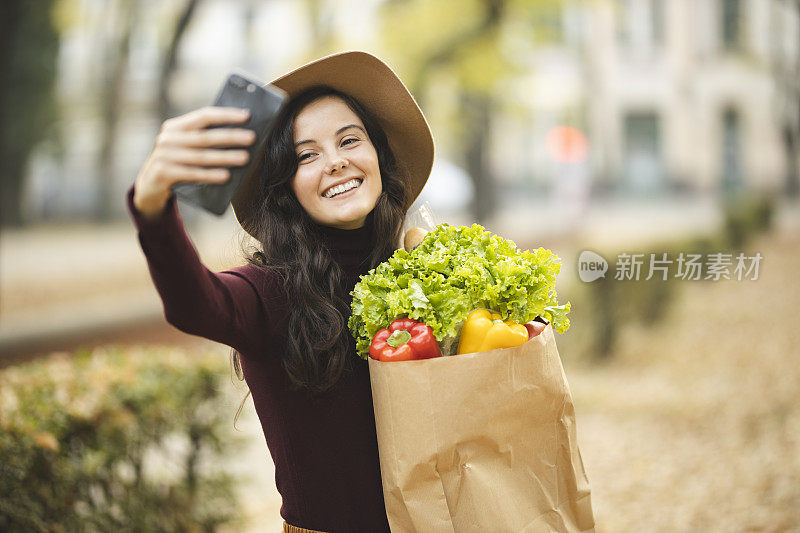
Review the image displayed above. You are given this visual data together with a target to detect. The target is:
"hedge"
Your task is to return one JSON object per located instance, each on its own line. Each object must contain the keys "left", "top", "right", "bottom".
{"left": 0, "top": 345, "right": 245, "bottom": 532}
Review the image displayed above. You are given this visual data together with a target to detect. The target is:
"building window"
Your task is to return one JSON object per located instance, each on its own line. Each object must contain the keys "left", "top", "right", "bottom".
{"left": 722, "top": 0, "right": 742, "bottom": 50}
{"left": 616, "top": 0, "right": 664, "bottom": 51}
{"left": 622, "top": 112, "right": 664, "bottom": 193}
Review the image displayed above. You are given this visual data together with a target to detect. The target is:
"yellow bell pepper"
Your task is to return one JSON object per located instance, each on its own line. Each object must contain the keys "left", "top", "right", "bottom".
{"left": 456, "top": 309, "right": 529, "bottom": 355}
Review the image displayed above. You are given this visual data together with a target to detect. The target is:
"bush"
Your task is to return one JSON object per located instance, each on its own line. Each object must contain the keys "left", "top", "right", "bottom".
{"left": 582, "top": 248, "right": 678, "bottom": 360}
{"left": 572, "top": 194, "right": 775, "bottom": 361}
{"left": 556, "top": 193, "right": 777, "bottom": 362}
{"left": 723, "top": 194, "right": 775, "bottom": 249}
{"left": 0, "top": 345, "right": 244, "bottom": 532}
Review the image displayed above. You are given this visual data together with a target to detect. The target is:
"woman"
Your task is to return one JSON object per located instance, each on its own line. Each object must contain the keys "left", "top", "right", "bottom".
{"left": 128, "top": 51, "right": 434, "bottom": 533}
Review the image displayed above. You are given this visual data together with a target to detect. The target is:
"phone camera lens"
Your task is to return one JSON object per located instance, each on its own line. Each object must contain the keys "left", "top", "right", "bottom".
{"left": 230, "top": 76, "right": 246, "bottom": 89}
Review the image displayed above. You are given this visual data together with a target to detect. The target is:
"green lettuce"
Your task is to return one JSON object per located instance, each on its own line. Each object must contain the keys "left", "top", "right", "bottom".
{"left": 348, "top": 224, "right": 571, "bottom": 359}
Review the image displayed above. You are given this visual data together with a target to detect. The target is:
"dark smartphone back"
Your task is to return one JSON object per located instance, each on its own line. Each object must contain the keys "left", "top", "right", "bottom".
{"left": 171, "top": 73, "right": 287, "bottom": 215}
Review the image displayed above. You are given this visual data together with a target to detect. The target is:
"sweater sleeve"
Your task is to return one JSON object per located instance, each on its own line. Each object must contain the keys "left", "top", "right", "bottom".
{"left": 125, "top": 185, "right": 270, "bottom": 353}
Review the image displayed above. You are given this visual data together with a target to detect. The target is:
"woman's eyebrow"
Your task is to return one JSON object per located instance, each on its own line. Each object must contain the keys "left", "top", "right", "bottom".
{"left": 294, "top": 124, "right": 366, "bottom": 148}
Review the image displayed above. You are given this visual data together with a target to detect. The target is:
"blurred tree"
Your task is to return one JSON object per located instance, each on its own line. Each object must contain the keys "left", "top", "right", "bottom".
{"left": 379, "top": 0, "right": 563, "bottom": 222}
{"left": 157, "top": 0, "right": 201, "bottom": 123}
{"left": 767, "top": 0, "right": 800, "bottom": 198}
{"left": 155, "top": 0, "right": 203, "bottom": 228}
{"left": 96, "top": 0, "right": 141, "bottom": 222}
{"left": 94, "top": 0, "right": 201, "bottom": 222}
{"left": 781, "top": 123, "right": 798, "bottom": 197}
{"left": 304, "top": 0, "right": 336, "bottom": 53}
{"left": 0, "top": 0, "right": 60, "bottom": 228}
{"left": 783, "top": 0, "right": 800, "bottom": 197}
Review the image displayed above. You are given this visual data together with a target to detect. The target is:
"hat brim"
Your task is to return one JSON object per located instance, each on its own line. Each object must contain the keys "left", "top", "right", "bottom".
{"left": 231, "top": 50, "right": 435, "bottom": 238}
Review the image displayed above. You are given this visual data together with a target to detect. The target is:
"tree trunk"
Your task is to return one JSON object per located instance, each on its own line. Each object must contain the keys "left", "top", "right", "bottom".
{"left": 0, "top": 1, "right": 17, "bottom": 227}
{"left": 157, "top": 0, "right": 200, "bottom": 123}
{"left": 154, "top": 0, "right": 202, "bottom": 227}
{"left": 784, "top": 125, "right": 799, "bottom": 197}
{"left": 1, "top": 159, "right": 26, "bottom": 228}
{"left": 460, "top": 90, "right": 496, "bottom": 222}
{"left": 96, "top": 0, "right": 138, "bottom": 222}
{"left": 0, "top": 0, "right": 59, "bottom": 228}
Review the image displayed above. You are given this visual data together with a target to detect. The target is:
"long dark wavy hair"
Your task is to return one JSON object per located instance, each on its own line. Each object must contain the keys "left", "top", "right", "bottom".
{"left": 231, "top": 85, "right": 408, "bottom": 419}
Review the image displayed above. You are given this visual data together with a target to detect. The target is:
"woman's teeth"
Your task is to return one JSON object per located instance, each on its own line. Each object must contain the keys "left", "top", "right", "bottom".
{"left": 323, "top": 178, "right": 362, "bottom": 198}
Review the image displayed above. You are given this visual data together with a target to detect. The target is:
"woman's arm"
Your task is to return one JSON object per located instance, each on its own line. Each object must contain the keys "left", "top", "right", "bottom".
{"left": 127, "top": 184, "right": 272, "bottom": 353}
{"left": 126, "top": 107, "right": 271, "bottom": 353}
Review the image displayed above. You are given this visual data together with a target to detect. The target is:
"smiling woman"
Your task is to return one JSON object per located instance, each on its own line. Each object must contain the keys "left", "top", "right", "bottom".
{"left": 127, "top": 51, "right": 434, "bottom": 532}
{"left": 240, "top": 83, "right": 408, "bottom": 396}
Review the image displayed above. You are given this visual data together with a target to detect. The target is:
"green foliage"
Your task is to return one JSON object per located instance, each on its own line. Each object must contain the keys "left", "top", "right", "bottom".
{"left": 378, "top": 0, "right": 562, "bottom": 96}
{"left": 377, "top": 0, "right": 565, "bottom": 222}
{"left": 566, "top": 194, "right": 777, "bottom": 361}
{"left": 723, "top": 194, "right": 775, "bottom": 249}
{"left": 560, "top": 246, "right": 679, "bottom": 361}
{"left": 379, "top": 0, "right": 484, "bottom": 81}
{"left": 0, "top": 346, "right": 243, "bottom": 532}
{"left": 349, "top": 223, "right": 570, "bottom": 358}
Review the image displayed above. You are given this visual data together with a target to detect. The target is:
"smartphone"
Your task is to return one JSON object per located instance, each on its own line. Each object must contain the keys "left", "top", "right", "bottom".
{"left": 171, "top": 72, "right": 287, "bottom": 215}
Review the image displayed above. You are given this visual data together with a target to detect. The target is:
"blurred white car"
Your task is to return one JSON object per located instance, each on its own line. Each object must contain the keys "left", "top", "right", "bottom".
{"left": 413, "top": 157, "right": 474, "bottom": 214}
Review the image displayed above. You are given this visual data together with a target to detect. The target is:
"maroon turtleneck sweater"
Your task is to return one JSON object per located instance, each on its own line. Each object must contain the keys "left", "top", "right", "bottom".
{"left": 126, "top": 185, "right": 391, "bottom": 533}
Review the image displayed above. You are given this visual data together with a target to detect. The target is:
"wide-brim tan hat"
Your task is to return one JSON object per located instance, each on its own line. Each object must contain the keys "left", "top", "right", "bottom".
{"left": 231, "top": 50, "right": 435, "bottom": 238}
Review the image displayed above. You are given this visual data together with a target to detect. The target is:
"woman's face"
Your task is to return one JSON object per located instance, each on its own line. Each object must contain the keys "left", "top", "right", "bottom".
{"left": 290, "top": 96, "right": 382, "bottom": 230}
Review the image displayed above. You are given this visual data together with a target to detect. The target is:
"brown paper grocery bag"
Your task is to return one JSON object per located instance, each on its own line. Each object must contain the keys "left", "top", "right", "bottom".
{"left": 368, "top": 324, "right": 595, "bottom": 533}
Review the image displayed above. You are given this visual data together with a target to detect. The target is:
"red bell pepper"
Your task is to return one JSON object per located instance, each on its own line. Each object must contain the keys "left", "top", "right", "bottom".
{"left": 524, "top": 319, "right": 547, "bottom": 339}
{"left": 369, "top": 318, "right": 442, "bottom": 362}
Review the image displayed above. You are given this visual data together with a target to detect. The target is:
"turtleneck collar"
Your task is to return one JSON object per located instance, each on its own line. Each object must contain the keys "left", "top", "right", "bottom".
{"left": 314, "top": 211, "right": 375, "bottom": 273}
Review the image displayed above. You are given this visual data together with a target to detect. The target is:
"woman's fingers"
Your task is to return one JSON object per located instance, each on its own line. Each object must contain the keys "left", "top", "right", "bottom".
{"left": 158, "top": 127, "right": 256, "bottom": 149}
{"left": 162, "top": 146, "right": 250, "bottom": 167}
{"left": 163, "top": 106, "right": 250, "bottom": 132}
{"left": 160, "top": 163, "right": 231, "bottom": 184}
{"left": 132, "top": 107, "right": 254, "bottom": 216}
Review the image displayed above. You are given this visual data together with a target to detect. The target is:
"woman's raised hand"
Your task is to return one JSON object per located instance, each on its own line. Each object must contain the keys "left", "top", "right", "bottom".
{"left": 132, "top": 106, "right": 256, "bottom": 217}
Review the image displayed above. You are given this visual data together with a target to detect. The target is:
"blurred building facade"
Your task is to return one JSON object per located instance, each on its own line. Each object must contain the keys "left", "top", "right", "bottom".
{"left": 494, "top": 0, "right": 800, "bottom": 197}
{"left": 19, "top": 0, "right": 800, "bottom": 222}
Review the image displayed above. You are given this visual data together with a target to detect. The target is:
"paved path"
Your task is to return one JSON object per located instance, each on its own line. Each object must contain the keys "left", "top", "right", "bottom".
{"left": 0, "top": 205, "right": 250, "bottom": 358}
